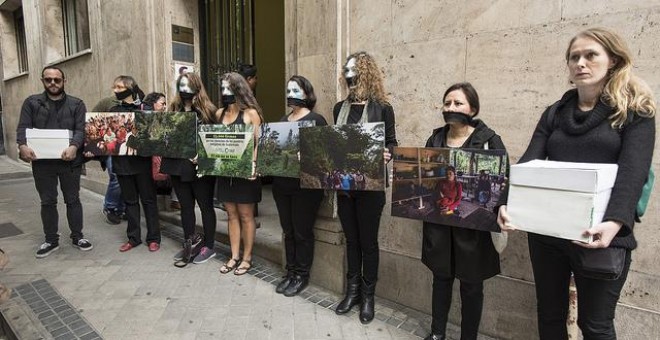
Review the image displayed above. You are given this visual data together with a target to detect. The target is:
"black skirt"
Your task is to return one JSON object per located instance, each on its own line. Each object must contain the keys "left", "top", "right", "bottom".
{"left": 216, "top": 176, "right": 262, "bottom": 204}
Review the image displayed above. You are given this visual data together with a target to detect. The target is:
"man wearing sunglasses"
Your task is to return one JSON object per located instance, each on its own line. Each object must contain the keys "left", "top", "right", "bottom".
{"left": 16, "top": 66, "right": 93, "bottom": 258}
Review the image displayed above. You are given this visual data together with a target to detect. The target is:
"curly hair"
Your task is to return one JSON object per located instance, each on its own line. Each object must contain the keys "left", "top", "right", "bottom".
{"left": 566, "top": 28, "right": 656, "bottom": 127}
{"left": 170, "top": 73, "right": 217, "bottom": 124}
{"left": 219, "top": 72, "right": 264, "bottom": 121}
{"left": 342, "top": 52, "right": 388, "bottom": 104}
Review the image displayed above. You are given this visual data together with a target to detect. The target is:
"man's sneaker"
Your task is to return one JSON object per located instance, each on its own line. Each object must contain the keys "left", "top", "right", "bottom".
{"left": 36, "top": 242, "right": 59, "bottom": 258}
{"left": 193, "top": 247, "right": 216, "bottom": 264}
{"left": 73, "top": 238, "right": 93, "bottom": 251}
{"left": 102, "top": 208, "right": 122, "bottom": 225}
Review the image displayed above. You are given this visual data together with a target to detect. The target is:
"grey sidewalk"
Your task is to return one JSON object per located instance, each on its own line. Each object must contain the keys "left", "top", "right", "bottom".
{"left": 0, "top": 156, "right": 494, "bottom": 340}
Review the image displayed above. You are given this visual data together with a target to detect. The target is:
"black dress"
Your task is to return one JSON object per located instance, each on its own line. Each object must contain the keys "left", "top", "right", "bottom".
{"left": 215, "top": 110, "right": 262, "bottom": 204}
{"left": 421, "top": 120, "right": 504, "bottom": 282}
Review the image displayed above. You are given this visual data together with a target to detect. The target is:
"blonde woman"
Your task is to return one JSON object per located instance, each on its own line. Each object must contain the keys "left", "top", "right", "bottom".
{"left": 332, "top": 52, "right": 398, "bottom": 324}
{"left": 498, "top": 28, "right": 655, "bottom": 339}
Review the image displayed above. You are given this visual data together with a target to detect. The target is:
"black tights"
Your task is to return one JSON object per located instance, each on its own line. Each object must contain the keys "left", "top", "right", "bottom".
{"left": 431, "top": 275, "right": 484, "bottom": 340}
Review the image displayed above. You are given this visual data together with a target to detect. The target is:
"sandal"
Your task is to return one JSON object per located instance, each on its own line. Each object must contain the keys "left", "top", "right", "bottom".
{"left": 234, "top": 259, "right": 252, "bottom": 276}
{"left": 219, "top": 258, "right": 240, "bottom": 274}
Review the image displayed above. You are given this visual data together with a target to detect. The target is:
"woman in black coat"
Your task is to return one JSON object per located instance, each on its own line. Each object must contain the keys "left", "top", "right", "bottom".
{"left": 422, "top": 82, "right": 506, "bottom": 340}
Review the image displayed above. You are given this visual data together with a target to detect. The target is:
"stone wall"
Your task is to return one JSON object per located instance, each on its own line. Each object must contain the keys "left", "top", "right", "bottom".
{"left": 287, "top": 0, "right": 660, "bottom": 338}
{"left": 1, "top": 0, "right": 198, "bottom": 161}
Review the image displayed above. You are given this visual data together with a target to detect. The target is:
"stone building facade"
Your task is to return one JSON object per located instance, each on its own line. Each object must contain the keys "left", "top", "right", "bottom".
{"left": 1, "top": 0, "right": 659, "bottom": 338}
{"left": 285, "top": 1, "right": 659, "bottom": 339}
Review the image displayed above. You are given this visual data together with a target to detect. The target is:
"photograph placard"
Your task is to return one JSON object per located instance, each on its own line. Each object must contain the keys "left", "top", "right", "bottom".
{"left": 127, "top": 111, "right": 197, "bottom": 158}
{"left": 391, "top": 147, "right": 508, "bottom": 232}
{"left": 84, "top": 112, "right": 137, "bottom": 156}
{"left": 299, "top": 122, "right": 385, "bottom": 191}
{"left": 256, "top": 121, "right": 315, "bottom": 178}
{"left": 197, "top": 124, "right": 255, "bottom": 178}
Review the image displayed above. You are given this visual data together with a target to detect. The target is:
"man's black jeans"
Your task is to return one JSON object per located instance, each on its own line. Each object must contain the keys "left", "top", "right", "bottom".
{"left": 32, "top": 160, "right": 84, "bottom": 244}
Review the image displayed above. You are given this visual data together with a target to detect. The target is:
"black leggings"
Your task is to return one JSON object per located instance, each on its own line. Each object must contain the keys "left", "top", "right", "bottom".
{"left": 337, "top": 190, "right": 385, "bottom": 283}
{"left": 171, "top": 175, "right": 216, "bottom": 249}
{"left": 272, "top": 187, "right": 323, "bottom": 277}
{"left": 431, "top": 275, "right": 484, "bottom": 340}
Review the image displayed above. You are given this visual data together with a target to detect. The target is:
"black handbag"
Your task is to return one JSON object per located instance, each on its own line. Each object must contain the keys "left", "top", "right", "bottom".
{"left": 571, "top": 246, "right": 626, "bottom": 281}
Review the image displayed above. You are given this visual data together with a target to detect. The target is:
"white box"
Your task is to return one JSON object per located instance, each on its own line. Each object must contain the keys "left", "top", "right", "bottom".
{"left": 507, "top": 160, "right": 618, "bottom": 243}
{"left": 26, "top": 128, "right": 73, "bottom": 159}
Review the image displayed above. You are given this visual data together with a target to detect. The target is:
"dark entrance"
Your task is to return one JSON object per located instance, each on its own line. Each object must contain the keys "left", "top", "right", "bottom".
{"left": 199, "top": 0, "right": 285, "bottom": 123}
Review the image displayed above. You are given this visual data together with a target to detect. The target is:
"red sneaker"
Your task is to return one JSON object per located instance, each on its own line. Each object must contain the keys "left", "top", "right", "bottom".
{"left": 119, "top": 242, "right": 135, "bottom": 252}
{"left": 148, "top": 242, "right": 160, "bottom": 252}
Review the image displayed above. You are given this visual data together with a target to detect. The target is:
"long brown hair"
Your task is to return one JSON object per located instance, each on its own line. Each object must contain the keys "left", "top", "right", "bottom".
{"left": 566, "top": 28, "right": 656, "bottom": 127}
{"left": 170, "top": 73, "right": 217, "bottom": 124}
{"left": 219, "top": 72, "right": 264, "bottom": 121}
{"left": 342, "top": 52, "right": 388, "bottom": 104}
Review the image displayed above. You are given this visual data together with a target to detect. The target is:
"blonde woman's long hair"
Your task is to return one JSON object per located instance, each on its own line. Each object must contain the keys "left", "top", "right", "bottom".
{"left": 170, "top": 73, "right": 217, "bottom": 124}
{"left": 566, "top": 28, "right": 656, "bottom": 127}
{"left": 343, "top": 52, "right": 388, "bottom": 104}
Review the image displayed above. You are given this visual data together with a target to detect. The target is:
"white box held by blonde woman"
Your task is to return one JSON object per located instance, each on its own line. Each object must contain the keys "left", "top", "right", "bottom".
{"left": 507, "top": 160, "right": 618, "bottom": 243}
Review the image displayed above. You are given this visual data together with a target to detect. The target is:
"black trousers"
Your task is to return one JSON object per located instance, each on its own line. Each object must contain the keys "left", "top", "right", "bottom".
{"left": 528, "top": 233, "right": 632, "bottom": 340}
{"left": 431, "top": 275, "right": 484, "bottom": 340}
{"left": 117, "top": 172, "right": 160, "bottom": 245}
{"left": 337, "top": 190, "right": 385, "bottom": 283}
{"left": 272, "top": 187, "right": 323, "bottom": 277}
{"left": 171, "top": 175, "right": 216, "bottom": 248}
{"left": 32, "top": 161, "right": 83, "bottom": 244}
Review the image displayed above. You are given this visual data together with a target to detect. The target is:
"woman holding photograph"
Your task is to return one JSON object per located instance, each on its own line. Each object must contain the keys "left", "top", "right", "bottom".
{"left": 108, "top": 75, "right": 162, "bottom": 253}
{"left": 159, "top": 74, "right": 219, "bottom": 267}
{"left": 332, "top": 52, "right": 397, "bottom": 324}
{"left": 272, "top": 75, "right": 327, "bottom": 296}
{"left": 497, "top": 28, "right": 655, "bottom": 339}
{"left": 215, "top": 72, "right": 263, "bottom": 276}
{"left": 422, "top": 82, "right": 506, "bottom": 340}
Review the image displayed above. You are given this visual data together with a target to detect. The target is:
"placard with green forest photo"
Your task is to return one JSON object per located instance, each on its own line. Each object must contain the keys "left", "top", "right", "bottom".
{"left": 127, "top": 111, "right": 197, "bottom": 158}
{"left": 256, "top": 120, "right": 315, "bottom": 178}
{"left": 197, "top": 124, "right": 255, "bottom": 178}
{"left": 299, "top": 122, "right": 385, "bottom": 191}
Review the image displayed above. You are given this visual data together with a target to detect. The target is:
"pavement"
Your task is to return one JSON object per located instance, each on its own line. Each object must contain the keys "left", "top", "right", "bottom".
{"left": 0, "top": 155, "right": 494, "bottom": 340}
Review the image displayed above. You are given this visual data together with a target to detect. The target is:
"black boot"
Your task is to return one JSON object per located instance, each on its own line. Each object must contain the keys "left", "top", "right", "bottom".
{"left": 276, "top": 272, "right": 294, "bottom": 294}
{"left": 423, "top": 334, "right": 446, "bottom": 340}
{"left": 335, "top": 275, "right": 361, "bottom": 315}
{"left": 359, "top": 278, "right": 376, "bottom": 324}
{"left": 174, "top": 239, "right": 193, "bottom": 268}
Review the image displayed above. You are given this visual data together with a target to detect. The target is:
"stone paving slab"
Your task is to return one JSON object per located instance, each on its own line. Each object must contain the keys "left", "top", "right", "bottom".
{"left": 0, "top": 157, "right": 496, "bottom": 340}
{"left": 0, "top": 175, "right": 424, "bottom": 339}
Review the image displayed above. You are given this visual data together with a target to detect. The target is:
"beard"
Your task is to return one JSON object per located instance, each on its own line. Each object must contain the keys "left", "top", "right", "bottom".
{"left": 45, "top": 85, "right": 64, "bottom": 96}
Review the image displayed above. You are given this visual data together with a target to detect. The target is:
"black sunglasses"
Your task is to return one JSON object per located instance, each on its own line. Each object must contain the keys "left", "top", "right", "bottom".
{"left": 42, "top": 77, "right": 63, "bottom": 84}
